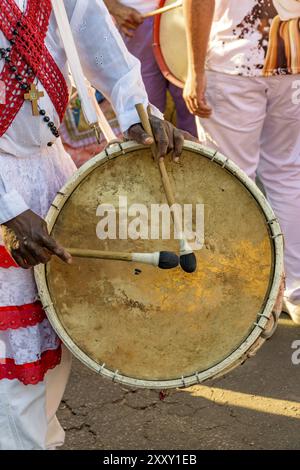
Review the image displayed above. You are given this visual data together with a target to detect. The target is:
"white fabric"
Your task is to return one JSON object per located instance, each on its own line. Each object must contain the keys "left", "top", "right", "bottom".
{"left": 207, "top": 0, "right": 300, "bottom": 77}
{"left": 0, "top": 190, "right": 29, "bottom": 225}
{"left": 197, "top": 71, "right": 300, "bottom": 302}
{"left": 45, "top": 346, "right": 72, "bottom": 449}
{"left": 0, "top": 346, "right": 72, "bottom": 450}
{"left": 0, "top": 140, "right": 76, "bottom": 361}
{"left": 0, "top": 319, "right": 60, "bottom": 365}
{"left": 0, "top": 379, "right": 47, "bottom": 450}
{"left": 0, "top": 265, "right": 37, "bottom": 307}
{"left": 0, "top": 139, "right": 76, "bottom": 244}
{"left": 120, "top": 0, "right": 158, "bottom": 14}
{"left": 274, "top": 0, "right": 300, "bottom": 20}
{"left": 283, "top": 297, "right": 300, "bottom": 324}
{"left": 0, "top": 141, "right": 75, "bottom": 221}
{"left": 0, "top": 0, "right": 154, "bottom": 223}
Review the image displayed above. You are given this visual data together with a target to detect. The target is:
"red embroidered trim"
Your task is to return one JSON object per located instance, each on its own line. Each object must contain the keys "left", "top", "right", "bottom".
{"left": 0, "top": 246, "right": 19, "bottom": 269}
{"left": 0, "top": 0, "right": 69, "bottom": 137}
{"left": 0, "top": 301, "right": 46, "bottom": 330}
{"left": 0, "top": 346, "right": 62, "bottom": 385}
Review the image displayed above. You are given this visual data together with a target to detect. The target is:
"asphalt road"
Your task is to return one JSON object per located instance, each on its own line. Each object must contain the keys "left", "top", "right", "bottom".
{"left": 58, "top": 314, "right": 300, "bottom": 450}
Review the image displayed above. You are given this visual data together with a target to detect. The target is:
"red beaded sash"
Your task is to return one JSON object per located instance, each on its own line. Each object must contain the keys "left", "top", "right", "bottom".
{"left": 0, "top": 0, "right": 69, "bottom": 137}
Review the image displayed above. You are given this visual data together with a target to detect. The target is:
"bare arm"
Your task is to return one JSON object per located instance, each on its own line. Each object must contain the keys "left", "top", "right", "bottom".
{"left": 183, "top": 0, "right": 215, "bottom": 117}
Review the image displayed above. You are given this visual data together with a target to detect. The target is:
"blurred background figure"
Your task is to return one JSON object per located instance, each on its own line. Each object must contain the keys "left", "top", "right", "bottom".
{"left": 183, "top": 0, "right": 300, "bottom": 324}
{"left": 104, "top": 0, "right": 197, "bottom": 136}
{"left": 60, "top": 88, "right": 122, "bottom": 168}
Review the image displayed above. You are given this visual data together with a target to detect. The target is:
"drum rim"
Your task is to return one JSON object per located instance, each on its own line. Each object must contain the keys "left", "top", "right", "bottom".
{"left": 153, "top": 0, "right": 185, "bottom": 89}
{"left": 35, "top": 140, "right": 284, "bottom": 389}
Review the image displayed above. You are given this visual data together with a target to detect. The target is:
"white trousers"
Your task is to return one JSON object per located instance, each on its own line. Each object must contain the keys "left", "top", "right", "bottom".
{"left": 197, "top": 71, "right": 300, "bottom": 302}
{"left": 0, "top": 346, "right": 72, "bottom": 450}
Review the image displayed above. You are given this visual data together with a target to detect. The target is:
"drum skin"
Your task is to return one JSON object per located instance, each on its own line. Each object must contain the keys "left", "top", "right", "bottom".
{"left": 153, "top": 0, "right": 188, "bottom": 87}
{"left": 35, "top": 141, "right": 283, "bottom": 389}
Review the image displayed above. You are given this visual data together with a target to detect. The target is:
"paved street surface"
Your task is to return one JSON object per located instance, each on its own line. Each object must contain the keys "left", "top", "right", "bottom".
{"left": 59, "top": 315, "right": 300, "bottom": 450}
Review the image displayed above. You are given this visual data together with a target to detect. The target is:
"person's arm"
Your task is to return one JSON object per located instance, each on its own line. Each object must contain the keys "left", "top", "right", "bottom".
{"left": 66, "top": 0, "right": 154, "bottom": 133}
{"left": 0, "top": 166, "right": 71, "bottom": 268}
{"left": 104, "top": 0, "right": 143, "bottom": 37}
{"left": 2, "top": 210, "right": 72, "bottom": 268}
{"left": 1, "top": 0, "right": 185, "bottom": 270}
{"left": 0, "top": 173, "right": 71, "bottom": 268}
{"left": 66, "top": 0, "right": 184, "bottom": 157}
{"left": 183, "top": 0, "right": 215, "bottom": 117}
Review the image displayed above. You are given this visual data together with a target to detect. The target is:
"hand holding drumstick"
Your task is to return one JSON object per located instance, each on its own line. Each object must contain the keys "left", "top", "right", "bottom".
{"left": 135, "top": 104, "right": 197, "bottom": 273}
{"left": 104, "top": 0, "right": 183, "bottom": 38}
{"left": 127, "top": 114, "right": 185, "bottom": 163}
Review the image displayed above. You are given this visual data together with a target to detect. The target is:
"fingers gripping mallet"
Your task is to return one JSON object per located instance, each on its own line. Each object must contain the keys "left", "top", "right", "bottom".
{"left": 135, "top": 104, "right": 197, "bottom": 273}
{"left": 67, "top": 248, "right": 179, "bottom": 270}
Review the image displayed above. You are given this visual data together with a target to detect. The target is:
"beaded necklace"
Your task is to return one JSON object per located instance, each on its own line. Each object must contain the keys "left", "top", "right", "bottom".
{"left": 0, "top": 0, "right": 60, "bottom": 146}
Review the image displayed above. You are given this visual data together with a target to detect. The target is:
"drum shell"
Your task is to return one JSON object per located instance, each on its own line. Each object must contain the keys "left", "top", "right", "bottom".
{"left": 35, "top": 141, "right": 284, "bottom": 389}
{"left": 153, "top": 0, "right": 188, "bottom": 87}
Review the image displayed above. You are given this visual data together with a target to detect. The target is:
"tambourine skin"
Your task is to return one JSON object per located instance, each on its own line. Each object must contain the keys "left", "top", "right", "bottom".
{"left": 153, "top": 0, "right": 187, "bottom": 87}
{"left": 35, "top": 141, "right": 284, "bottom": 389}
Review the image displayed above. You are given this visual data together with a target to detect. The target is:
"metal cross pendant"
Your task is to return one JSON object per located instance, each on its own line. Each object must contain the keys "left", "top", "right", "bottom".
{"left": 24, "top": 83, "right": 44, "bottom": 116}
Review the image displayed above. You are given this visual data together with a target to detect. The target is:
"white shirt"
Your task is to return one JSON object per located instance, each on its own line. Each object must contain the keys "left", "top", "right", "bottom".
{"left": 120, "top": 0, "right": 158, "bottom": 14}
{"left": 274, "top": 0, "right": 300, "bottom": 20}
{"left": 0, "top": 0, "right": 156, "bottom": 224}
{"left": 207, "top": 0, "right": 300, "bottom": 77}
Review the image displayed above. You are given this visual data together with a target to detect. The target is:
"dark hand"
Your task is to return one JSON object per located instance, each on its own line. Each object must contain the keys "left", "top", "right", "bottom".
{"left": 2, "top": 210, "right": 72, "bottom": 269}
{"left": 127, "top": 115, "right": 185, "bottom": 162}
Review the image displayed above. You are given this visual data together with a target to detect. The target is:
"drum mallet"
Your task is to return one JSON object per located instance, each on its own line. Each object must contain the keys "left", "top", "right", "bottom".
{"left": 66, "top": 248, "right": 179, "bottom": 270}
{"left": 143, "top": 0, "right": 183, "bottom": 18}
{"left": 135, "top": 104, "right": 197, "bottom": 274}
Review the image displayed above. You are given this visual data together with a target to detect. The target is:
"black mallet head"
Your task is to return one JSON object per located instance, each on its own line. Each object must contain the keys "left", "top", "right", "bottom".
{"left": 180, "top": 252, "right": 197, "bottom": 273}
{"left": 158, "top": 251, "right": 179, "bottom": 269}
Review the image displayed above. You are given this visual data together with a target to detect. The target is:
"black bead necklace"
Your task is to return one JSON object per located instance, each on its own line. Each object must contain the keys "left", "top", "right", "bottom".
{"left": 0, "top": 1, "right": 60, "bottom": 146}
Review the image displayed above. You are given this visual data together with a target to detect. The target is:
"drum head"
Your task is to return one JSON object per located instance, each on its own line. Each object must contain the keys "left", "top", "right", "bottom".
{"left": 35, "top": 141, "right": 283, "bottom": 388}
{"left": 153, "top": 0, "right": 187, "bottom": 87}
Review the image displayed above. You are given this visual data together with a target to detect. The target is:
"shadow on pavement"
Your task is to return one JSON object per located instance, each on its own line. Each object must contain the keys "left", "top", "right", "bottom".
{"left": 59, "top": 316, "right": 300, "bottom": 450}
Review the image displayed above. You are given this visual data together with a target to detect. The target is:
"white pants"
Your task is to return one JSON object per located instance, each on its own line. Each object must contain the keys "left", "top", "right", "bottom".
{"left": 0, "top": 346, "right": 72, "bottom": 450}
{"left": 197, "top": 71, "right": 300, "bottom": 302}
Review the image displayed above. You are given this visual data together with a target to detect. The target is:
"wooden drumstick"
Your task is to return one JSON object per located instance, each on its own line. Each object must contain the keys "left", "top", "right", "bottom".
{"left": 135, "top": 104, "right": 196, "bottom": 273}
{"left": 135, "top": 104, "right": 175, "bottom": 206}
{"left": 143, "top": 0, "right": 182, "bottom": 18}
{"left": 67, "top": 248, "right": 179, "bottom": 270}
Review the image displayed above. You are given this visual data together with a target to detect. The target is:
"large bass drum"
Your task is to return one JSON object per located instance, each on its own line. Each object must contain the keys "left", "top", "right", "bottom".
{"left": 35, "top": 141, "right": 283, "bottom": 389}
{"left": 153, "top": 0, "right": 187, "bottom": 87}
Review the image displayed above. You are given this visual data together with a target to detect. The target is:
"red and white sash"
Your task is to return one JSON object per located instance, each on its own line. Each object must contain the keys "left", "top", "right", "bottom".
{"left": 0, "top": 0, "right": 69, "bottom": 137}
{"left": 0, "top": 1, "right": 69, "bottom": 384}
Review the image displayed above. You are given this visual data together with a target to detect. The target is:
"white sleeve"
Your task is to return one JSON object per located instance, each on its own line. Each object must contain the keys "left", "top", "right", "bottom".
{"left": 0, "top": 177, "right": 29, "bottom": 225}
{"left": 65, "top": 0, "right": 163, "bottom": 132}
